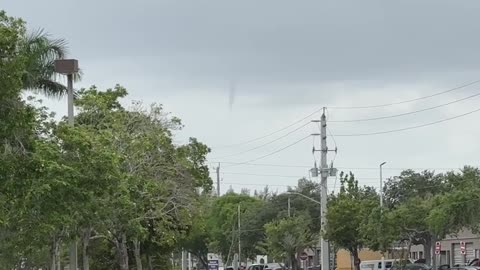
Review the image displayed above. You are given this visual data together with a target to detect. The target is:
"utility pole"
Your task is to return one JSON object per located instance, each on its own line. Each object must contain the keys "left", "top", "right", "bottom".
{"left": 320, "top": 108, "right": 329, "bottom": 270}
{"left": 216, "top": 163, "right": 221, "bottom": 196}
{"left": 312, "top": 108, "right": 336, "bottom": 270}
{"left": 380, "top": 162, "right": 386, "bottom": 270}
{"left": 238, "top": 204, "right": 242, "bottom": 268}
{"left": 288, "top": 196, "right": 291, "bottom": 217}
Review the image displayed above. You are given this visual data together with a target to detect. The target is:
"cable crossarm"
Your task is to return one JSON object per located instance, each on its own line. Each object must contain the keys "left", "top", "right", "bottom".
{"left": 332, "top": 106, "right": 480, "bottom": 136}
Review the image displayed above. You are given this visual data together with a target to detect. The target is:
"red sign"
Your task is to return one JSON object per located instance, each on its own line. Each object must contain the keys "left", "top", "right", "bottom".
{"left": 300, "top": 252, "right": 308, "bottom": 261}
{"left": 435, "top": 242, "right": 441, "bottom": 255}
{"left": 461, "top": 241, "right": 466, "bottom": 255}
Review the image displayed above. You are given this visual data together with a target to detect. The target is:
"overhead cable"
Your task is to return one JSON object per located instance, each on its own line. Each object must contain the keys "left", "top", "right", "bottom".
{"left": 330, "top": 91, "right": 480, "bottom": 122}
{"left": 332, "top": 106, "right": 480, "bottom": 137}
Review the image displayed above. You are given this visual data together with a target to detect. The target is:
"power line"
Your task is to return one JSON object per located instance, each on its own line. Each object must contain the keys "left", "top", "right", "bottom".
{"left": 222, "top": 172, "right": 306, "bottom": 178}
{"left": 209, "top": 161, "right": 459, "bottom": 171}
{"left": 330, "top": 91, "right": 480, "bottom": 122}
{"left": 211, "top": 79, "right": 479, "bottom": 149}
{"left": 210, "top": 122, "right": 311, "bottom": 159}
{"left": 333, "top": 106, "right": 480, "bottom": 137}
{"left": 219, "top": 172, "right": 390, "bottom": 181}
{"left": 221, "top": 179, "right": 470, "bottom": 192}
{"left": 329, "top": 79, "right": 480, "bottom": 109}
{"left": 213, "top": 110, "right": 322, "bottom": 149}
{"left": 223, "top": 135, "right": 312, "bottom": 168}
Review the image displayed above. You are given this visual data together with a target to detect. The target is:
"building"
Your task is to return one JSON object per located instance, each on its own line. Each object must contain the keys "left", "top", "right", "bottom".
{"left": 336, "top": 249, "right": 383, "bottom": 270}
{"left": 410, "top": 230, "right": 480, "bottom": 266}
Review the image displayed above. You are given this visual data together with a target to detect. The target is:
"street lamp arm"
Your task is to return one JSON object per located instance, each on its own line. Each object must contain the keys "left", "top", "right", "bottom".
{"left": 286, "top": 192, "right": 321, "bottom": 205}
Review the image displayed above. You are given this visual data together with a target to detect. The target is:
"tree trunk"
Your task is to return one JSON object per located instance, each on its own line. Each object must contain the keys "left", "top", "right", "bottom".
{"left": 424, "top": 236, "right": 432, "bottom": 266}
{"left": 114, "top": 233, "right": 129, "bottom": 270}
{"left": 290, "top": 253, "right": 298, "bottom": 270}
{"left": 50, "top": 238, "right": 57, "bottom": 270}
{"left": 430, "top": 234, "right": 437, "bottom": 270}
{"left": 147, "top": 254, "right": 153, "bottom": 270}
{"left": 82, "top": 228, "right": 92, "bottom": 270}
{"left": 120, "top": 233, "right": 129, "bottom": 270}
{"left": 352, "top": 249, "right": 360, "bottom": 270}
{"left": 407, "top": 240, "right": 413, "bottom": 259}
{"left": 50, "top": 237, "right": 60, "bottom": 270}
{"left": 133, "top": 238, "right": 143, "bottom": 270}
{"left": 198, "top": 254, "right": 208, "bottom": 270}
{"left": 56, "top": 242, "right": 61, "bottom": 270}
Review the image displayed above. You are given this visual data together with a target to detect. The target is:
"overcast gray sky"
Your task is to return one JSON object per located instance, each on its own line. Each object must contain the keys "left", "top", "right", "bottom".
{"left": 4, "top": 0, "right": 480, "bottom": 194}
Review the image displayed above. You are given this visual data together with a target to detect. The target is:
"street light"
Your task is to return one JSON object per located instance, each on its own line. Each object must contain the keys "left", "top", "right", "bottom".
{"left": 54, "top": 59, "right": 79, "bottom": 126}
{"left": 380, "top": 161, "right": 387, "bottom": 270}
{"left": 379, "top": 162, "right": 386, "bottom": 209}
{"left": 286, "top": 191, "right": 322, "bottom": 268}
{"left": 54, "top": 59, "right": 79, "bottom": 270}
{"left": 285, "top": 191, "right": 321, "bottom": 205}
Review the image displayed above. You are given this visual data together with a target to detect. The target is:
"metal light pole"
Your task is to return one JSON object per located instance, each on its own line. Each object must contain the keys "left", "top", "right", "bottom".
{"left": 286, "top": 192, "right": 321, "bottom": 205}
{"left": 55, "top": 59, "right": 79, "bottom": 270}
{"left": 380, "top": 161, "right": 386, "bottom": 270}
{"left": 286, "top": 191, "right": 322, "bottom": 269}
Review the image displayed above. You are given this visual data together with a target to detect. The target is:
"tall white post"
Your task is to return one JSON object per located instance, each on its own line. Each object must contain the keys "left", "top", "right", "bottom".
{"left": 380, "top": 162, "right": 386, "bottom": 270}
{"left": 320, "top": 108, "right": 329, "bottom": 270}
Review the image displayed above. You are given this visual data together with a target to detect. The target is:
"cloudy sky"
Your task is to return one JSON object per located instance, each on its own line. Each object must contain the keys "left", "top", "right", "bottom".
{"left": 4, "top": 0, "right": 480, "bottom": 194}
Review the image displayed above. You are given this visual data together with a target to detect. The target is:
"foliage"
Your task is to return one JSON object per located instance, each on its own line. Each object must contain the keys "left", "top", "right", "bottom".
{"left": 324, "top": 172, "right": 378, "bottom": 270}
{"left": 205, "top": 192, "right": 263, "bottom": 263}
{"left": 264, "top": 216, "right": 316, "bottom": 270}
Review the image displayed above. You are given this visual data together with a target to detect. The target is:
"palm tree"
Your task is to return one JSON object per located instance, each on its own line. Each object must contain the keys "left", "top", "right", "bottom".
{"left": 20, "top": 29, "right": 80, "bottom": 97}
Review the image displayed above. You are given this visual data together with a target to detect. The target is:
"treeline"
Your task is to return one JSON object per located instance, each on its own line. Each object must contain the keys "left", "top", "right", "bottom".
{"left": 191, "top": 169, "right": 480, "bottom": 270}
{"left": 1, "top": 11, "right": 211, "bottom": 270}
{"left": 3, "top": 9, "right": 480, "bottom": 270}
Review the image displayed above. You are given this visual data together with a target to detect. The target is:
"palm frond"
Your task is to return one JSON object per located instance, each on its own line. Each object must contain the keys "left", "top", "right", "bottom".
{"left": 20, "top": 28, "right": 82, "bottom": 97}
{"left": 31, "top": 79, "right": 68, "bottom": 98}
{"left": 24, "top": 28, "right": 68, "bottom": 60}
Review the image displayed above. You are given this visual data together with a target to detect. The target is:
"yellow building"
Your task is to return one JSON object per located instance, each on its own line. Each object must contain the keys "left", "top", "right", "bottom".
{"left": 336, "top": 249, "right": 383, "bottom": 270}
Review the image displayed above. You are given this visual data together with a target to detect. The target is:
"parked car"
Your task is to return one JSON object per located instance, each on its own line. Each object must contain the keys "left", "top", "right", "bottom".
{"left": 246, "top": 263, "right": 285, "bottom": 270}
{"left": 361, "top": 259, "right": 415, "bottom": 270}
{"left": 438, "top": 264, "right": 450, "bottom": 270}
{"left": 390, "top": 263, "right": 431, "bottom": 270}
{"left": 469, "top": 259, "right": 480, "bottom": 267}
{"left": 450, "top": 267, "right": 480, "bottom": 270}
{"left": 266, "top": 263, "right": 286, "bottom": 270}
{"left": 248, "top": 265, "right": 266, "bottom": 270}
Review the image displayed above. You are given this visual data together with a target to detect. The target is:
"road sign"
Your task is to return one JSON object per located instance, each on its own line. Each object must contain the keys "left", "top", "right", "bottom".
{"left": 208, "top": 253, "right": 219, "bottom": 270}
{"left": 461, "top": 241, "right": 466, "bottom": 255}
{"left": 208, "top": 259, "right": 219, "bottom": 270}
{"left": 300, "top": 252, "right": 308, "bottom": 261}
{"left": 435, "top": 241, "right": 441, "bottom": 255}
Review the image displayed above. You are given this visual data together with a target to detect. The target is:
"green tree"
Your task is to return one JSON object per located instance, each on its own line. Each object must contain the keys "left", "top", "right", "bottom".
{"left": 264, "top": 216, "right": 316, "bottom": 270}
{"left": 206, "top": 192, "right": 263, "bottom": 264}
{"left": 179, "top": 196, "right": 212, "bottom": 269}
{"left": 72, "top": 85, "right": 211, "bottom": 270}
{"left": 324, "top": 172, "right": 378, "bottom": 270}
{"left": 382, "top": 170, "right": 448, "bottom": 268}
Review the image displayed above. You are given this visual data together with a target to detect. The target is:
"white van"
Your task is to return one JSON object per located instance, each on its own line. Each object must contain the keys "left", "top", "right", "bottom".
{"left": 360, "top": 259, "right": 414, "bottom": 270}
